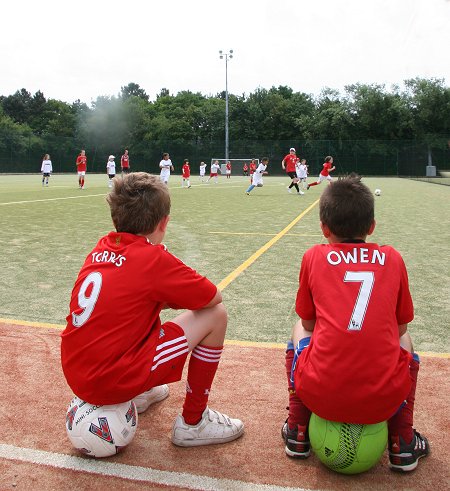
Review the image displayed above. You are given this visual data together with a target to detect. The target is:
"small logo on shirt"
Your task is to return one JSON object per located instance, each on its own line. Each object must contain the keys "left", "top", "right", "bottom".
{"left": 115, "top": 236, "right": 121, "bottom": 245}
{"left": 159, "top": 328, "right": 165, "bottom": 338}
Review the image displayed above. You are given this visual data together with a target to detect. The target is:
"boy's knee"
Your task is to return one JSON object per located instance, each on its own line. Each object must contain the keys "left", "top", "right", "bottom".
{"left": 214, "top": 302, "right": 228, "bottom": 326}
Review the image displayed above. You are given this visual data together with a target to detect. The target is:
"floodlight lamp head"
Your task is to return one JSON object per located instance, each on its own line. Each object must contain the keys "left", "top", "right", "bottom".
{"left": 219, "top": 50, "right": 223, "bottom": 54}
{"left": 220, "top": 55, "right": 223, "bottom": 59}
{"left": 229, "top": 54, "right": 233, "bottom": 59}
{"left": 230, "top": 49, "right": 233, "bottom": 54}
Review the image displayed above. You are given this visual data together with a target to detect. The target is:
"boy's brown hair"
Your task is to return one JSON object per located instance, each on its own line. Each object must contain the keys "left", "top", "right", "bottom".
{"left": 107, "top": 172, "right": 171, "bottom": 235}
{"left": 319, "top": 174, "right": 374, "bottom": 239}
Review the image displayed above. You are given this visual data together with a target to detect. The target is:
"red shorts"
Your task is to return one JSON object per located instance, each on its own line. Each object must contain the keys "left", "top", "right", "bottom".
{"left": 210, "top": 172, "right": 218, "bottom": 177}
{"left": 142, "top": 321, "right": 189, "bottom": 391}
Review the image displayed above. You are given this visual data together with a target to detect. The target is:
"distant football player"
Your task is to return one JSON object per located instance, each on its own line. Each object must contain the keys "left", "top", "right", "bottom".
{"left": 121, "top": 149, "right": 131, "bottom": 174}
{"left": 76, "top": 150, "right": 87, "bottom": 189}
{"left": 181, "top": 159, "right": 191, "bottom": 188}
{"left": 106, "top": 155, "right": 116, "bottom": 188}
{"left": 207, "top": 160, "right": 221, "bottom": 184}
{"left": 246, "top": 157, "right": 269, "bottom": 195}
{"left": 282, "top": 148, "right": 302, "bottom": 194}
{"left": 41, "top": 153, "right": 52, "bottom": 186}
{"left": 159, "top": 152, "right": 174, "bottom": 184}
{"left": 307, "top": 156, "right": 335, "bottom": 189}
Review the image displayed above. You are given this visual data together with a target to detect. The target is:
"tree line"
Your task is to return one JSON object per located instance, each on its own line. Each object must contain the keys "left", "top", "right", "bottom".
{"left": 0, "top": 79, "right": 449, "bottom": 174}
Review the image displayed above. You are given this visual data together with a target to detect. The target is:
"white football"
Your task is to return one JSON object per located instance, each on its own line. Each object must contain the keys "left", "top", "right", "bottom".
{"left": 374, "top": 189, "right": 381, "bottom": 196}
{"left": 66, "top": 397, "right": 138, "bottom": 457}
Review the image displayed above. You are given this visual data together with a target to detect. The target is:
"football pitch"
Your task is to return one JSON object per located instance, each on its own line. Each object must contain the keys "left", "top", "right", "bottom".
{"left": 0, "top": 173, "right": 449, "bottom": 354}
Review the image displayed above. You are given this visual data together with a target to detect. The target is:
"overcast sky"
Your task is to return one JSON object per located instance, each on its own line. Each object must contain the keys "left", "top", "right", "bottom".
{"left": 2, "top": 0, "right": 449, "bottom": 104}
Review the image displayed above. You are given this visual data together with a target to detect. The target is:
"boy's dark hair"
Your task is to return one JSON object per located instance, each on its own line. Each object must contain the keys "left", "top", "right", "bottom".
{"left": 319, "top": 174, "right": 374, "bottom": 238}
{"left": 107, "top": 172, "right": 171, "bottom": 235}
{"left": 261, "top": 157, "right": 269, "bottom": 163}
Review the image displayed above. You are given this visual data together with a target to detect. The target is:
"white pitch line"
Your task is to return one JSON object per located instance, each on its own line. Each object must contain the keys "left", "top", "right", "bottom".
{"left": 0, "top": 193, "right": 106, "bottom": 206}
{"left": 0, "top": 443, "right": 313, "bottom": 491}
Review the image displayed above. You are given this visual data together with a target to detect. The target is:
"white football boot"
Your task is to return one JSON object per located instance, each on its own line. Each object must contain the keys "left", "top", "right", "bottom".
{"left": 133, "top": 384, "right": 169, "bottom": 414}
{"left": 172, "top": 407, "right": 244, "bottom": 447}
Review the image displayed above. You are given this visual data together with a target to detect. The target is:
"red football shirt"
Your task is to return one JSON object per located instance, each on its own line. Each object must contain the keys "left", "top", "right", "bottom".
{"left": 283, "top": 154, "right": 297, "bottom": 173}
{"left": 320, "top": 162, "right": 333, "bottom": 176}
{"left": 182, "top": 164, "right": 191, "bottom": 178}
{"left": 61, "top": 232, "right": 217, "bottom": 405}
{"left": 121, "top": 154, "right": 130, "bottom": 169}
{"left": 76, "top": 155, "right": 87, "bottom": 172}
{"left": 294, "top": 242, "right": 414, "bottom": 424}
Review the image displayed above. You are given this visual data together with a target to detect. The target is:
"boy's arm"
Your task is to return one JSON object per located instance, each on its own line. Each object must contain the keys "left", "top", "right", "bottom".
{"left": 291, "top": 317, "right": 315, "bottom": 346}
{"left": 162, "top": 288, "right": 222, "bottom": 311}
{"left": 398, "top": 323, "right": 408, "bottom": 337}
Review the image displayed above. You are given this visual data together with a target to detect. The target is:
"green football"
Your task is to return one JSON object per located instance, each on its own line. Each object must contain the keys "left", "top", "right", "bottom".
{"left": 309, "top": 413, "right": 388, "bottom": 474}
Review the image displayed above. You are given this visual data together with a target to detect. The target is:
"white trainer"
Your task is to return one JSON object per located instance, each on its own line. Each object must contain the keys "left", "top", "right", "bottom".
{"left": 287, "top": 187, "right": 292, "bottom": 193}
{"left": 172, "top": 407, "right": 244, "bottom": 447}
{"left": 133, "top": 384, "right": 169, "bottom": 414}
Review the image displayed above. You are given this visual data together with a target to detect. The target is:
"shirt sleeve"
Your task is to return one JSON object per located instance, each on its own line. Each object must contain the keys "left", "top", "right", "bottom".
{"left": 395, "top": 254, "right": 414, "bottom": 325}
{"left": 152, "top": 248, "right": 217, "bottom": 310}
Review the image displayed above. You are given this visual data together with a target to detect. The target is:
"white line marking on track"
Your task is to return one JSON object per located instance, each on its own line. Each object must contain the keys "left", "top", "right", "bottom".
{"left": 0, "top": 443, "right": 312, "bottom": 491}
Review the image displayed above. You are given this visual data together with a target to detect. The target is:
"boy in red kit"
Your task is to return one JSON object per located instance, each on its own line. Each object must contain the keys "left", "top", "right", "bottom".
{"left": 282, "top": 148, "right": 302, "bottom": 194}
{"left": 225, "top": 161, "right": 231, "bottom": 179}
{"left": 283, "top": 174, "right": 429, "bottom": 472}
{"left": 61, "top": 172, "right": 244, "bottom": 447}
{"left": 121, "top": 149, "right": 130, "bottom": 174}
{"left": 249, "top": 159, "right": 257, "bottom": 182}
{"left": 181, "top": 159, "right": 191, "bottom": 188}
{"left": 76, "top": 149, "right": 87, "bottom": 189}
{"left": 307, "top": 155, "right": 335, "bottom": 189}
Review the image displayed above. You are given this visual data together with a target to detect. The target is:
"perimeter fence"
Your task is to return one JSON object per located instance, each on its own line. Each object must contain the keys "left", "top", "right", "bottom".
{"left": 0, "top": 131, "right": 449, "bottom": 183}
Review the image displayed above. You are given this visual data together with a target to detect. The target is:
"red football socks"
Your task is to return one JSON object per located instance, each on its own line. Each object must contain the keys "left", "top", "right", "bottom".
{"left": 182, "top": 345, "right": 223, "bottom": 425}
{"left": 285, "top": 348, "right": 311, "bottom": 428}
{"left": 388, "top": 357, "right": 419, "bottom": 443}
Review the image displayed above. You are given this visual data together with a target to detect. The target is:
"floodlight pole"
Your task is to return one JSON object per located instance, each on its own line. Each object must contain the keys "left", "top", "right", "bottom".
{"left": 219, "top": 50, "right": 233, "bottom": 163}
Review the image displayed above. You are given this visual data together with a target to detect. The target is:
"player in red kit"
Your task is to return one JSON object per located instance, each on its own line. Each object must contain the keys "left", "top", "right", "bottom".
{"left": 61, "top": 172, "right": 244, "bottom": 447}
{"left": 249, "top": 159, "right": 257, "bottom": 183}
{"left": 181, "top": 158, "right": 191, "bottom": 188}
{"left": 282, "top": 174, "right": 429, "bottom": 472}
{"left": 307, "top": 155, "right": 335, "bottom": 189}
{"left": 121, "top": 149, "right": 130, "bottom": 174}
{"left": 282, "top": 148, "right": 302, "bottom": 194}
{"left": 225, "top": 161, "right": 231, "bottom": 179}
{"left": 76, "top": 149, "right": 87, "bottom": 189}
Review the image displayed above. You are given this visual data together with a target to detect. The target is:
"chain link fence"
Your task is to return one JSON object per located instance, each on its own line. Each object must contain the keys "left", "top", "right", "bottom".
{"left": 1, "top": 132, "right": 449, "bottom": 183}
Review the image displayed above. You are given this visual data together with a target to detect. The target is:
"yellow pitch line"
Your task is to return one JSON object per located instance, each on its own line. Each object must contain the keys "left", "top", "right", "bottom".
{"left": 1, "top": 319, "right": 449, "bottom": 358}
{"left": 217, "top": 200, "right": 320, "bottom": 291}
{"left": 0, "top": 318, "right": 64, "bottom": 330}
{"left": 224, "top": 340, "right": 450, "bottom": 358}
{"left": 209, "top": 231, "right": 322, "bottom": 237}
